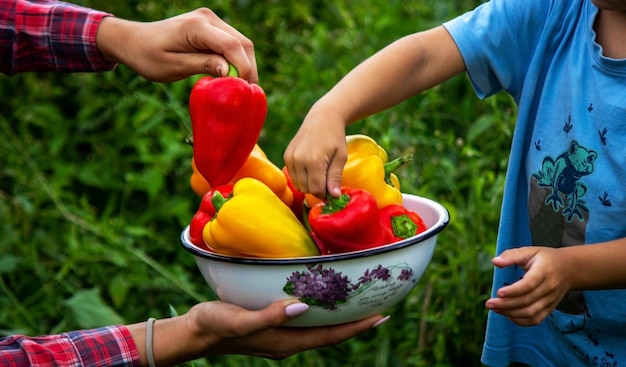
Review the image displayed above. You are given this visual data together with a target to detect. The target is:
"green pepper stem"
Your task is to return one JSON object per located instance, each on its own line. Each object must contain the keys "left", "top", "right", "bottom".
{"left": 384, "top": 154, "right": 413, "bottom": 174}
{"left": 227, "top": 64, "right": 239, "bottom": 77}
{"left": 391, "top": 214, "right": 418, "bottom": 239}
{"left": 321, "top": 192, "right": 351, "bottom": 215}
{"left": 211, "top": 191, "right": 228, "bottom": 212}
{"left": 384, "top": 153, "right": 413, "bottom": 184}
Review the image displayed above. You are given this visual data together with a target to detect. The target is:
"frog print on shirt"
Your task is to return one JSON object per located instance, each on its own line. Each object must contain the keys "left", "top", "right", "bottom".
{"left": 532, "top": 140, "right": 597, "bottom": 223}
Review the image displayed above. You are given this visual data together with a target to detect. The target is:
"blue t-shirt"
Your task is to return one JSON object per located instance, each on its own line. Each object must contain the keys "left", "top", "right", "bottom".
{"left": 444, "top": 0, "right": 626, "bottom": 366}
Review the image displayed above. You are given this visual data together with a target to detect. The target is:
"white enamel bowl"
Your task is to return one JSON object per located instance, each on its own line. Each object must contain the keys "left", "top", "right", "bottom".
{"left": 180, "top": 194, "right": 449, "bottom": 327}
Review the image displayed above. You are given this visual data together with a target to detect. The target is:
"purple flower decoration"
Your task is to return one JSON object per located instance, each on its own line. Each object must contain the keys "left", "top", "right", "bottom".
{"left": 397, "top": 268, "right": 414, "bottom": 281}
{"left": 371, "top": 265, "right": 391, "bottom": 281}
{"left": 283, "top": 264, "right": 353, "bottom": 310}
{"left": 283, "top": 263, "right": 414, "bottom": 310}
{"left": 358, "top": 268, "right": 375, "bottom": 285}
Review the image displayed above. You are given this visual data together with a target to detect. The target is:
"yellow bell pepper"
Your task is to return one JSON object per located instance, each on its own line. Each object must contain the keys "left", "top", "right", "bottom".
{"left": 346, "top": 134, "right": 389, "bottom": 162}
{"left": 203, "top": 177, "right": 319, "bottom": 258}
{"left": 190, "top": 144, "right": 293, "bottom": 207}
{"left": 305, "top": 134, "right": 411, "bottom": 208}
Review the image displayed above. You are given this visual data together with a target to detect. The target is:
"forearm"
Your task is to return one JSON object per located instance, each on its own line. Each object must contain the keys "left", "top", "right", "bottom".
{"left": 0, "top": 326, "right": 139, "bottom": 366}
{"left": 0, "top": 0, "right": 116, "bottom": 74}
{"left": 563, "top": 237, "right": 626, "bottom": 290}
{"left": 311, "top": 26, "right": 466, "bottom": 126}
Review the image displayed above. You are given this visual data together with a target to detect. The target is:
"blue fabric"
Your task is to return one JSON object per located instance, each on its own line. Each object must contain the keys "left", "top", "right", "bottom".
{"left": 444, "top": 0, "right": 626, "bottom": 366}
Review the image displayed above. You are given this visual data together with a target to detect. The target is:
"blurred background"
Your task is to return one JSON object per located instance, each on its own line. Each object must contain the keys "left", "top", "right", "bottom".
{"left": 0, "top": 1, "right": 516, "bottom": 366}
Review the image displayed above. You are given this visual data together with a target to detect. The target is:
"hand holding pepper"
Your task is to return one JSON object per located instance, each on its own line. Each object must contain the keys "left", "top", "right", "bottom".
{"left": 96, "top": 8, "right": 258, "bottom": 83}
{"left": 304, "top": 134, "right": 412, "bottom": 209}
{"left": 283, "top": 107, "right": 348, "bottom": 199}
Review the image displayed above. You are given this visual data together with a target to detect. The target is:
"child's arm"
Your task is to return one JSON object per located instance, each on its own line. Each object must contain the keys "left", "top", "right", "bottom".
{"left": 283, "top": 25, "right": 466, "bottom": 198}
{"left": 486, "top": 238, "right": 626, "bottom": 326}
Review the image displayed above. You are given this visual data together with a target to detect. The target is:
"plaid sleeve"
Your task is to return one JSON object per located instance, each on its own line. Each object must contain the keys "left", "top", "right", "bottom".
{"left": 0, "top": 325, "right": 141, "bottom": 367}
{"left": 0, "top": 0, "right": 118, "bottom": 74}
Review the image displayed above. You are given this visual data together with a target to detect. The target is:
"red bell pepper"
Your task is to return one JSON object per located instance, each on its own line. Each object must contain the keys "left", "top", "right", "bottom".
{"left": 189, "top": 184, "right": 234, "bottom": 248}
{"left": 308, "top": 187, "right": 387, "bottom": 254}
{"left": 190, "top": 75, "right": 267, "bottom": 187}
{"left": 282, "top": 166, "right": 306, "bottom": 222}
{"left": 379, "top": 204, "right": 427, "bottom": 244}
{"left": 189, "top": 211, "right": 213, "bottom": 250}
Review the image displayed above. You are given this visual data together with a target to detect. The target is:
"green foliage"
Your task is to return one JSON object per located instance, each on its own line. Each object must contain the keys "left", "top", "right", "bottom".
{"left": 0, "top": 0, "right": 515, "bottom": 366}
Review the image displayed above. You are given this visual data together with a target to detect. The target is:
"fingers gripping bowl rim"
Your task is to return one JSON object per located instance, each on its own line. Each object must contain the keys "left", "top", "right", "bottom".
{"left": 180, "top": 194, "right": 449, "bottom": 327}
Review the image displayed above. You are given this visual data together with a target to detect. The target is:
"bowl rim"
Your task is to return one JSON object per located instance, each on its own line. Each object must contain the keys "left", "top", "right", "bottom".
{"left": 180, "top": 194, "right": 449, "bottom": 265}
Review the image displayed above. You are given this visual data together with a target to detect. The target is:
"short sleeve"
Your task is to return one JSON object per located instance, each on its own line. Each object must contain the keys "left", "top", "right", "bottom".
{"left": 443, "top": 0, "right": 553, "bottom": 101}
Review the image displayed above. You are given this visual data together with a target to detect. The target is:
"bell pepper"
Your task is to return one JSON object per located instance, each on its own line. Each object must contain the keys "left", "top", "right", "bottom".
{"left": 308, "top": 187, "right": 387, "bottom": 254}
{"left": 282, "top": 166, "right": 306, "bottom": 222}
{"left": 190, "top": 74, "right": 267, "bottom": 187}
{"left": 343, "top": 134, "right": 412, "bottom": 207}
{"left": 189, "top": 145, "right": 293, "bottom": 207}
{"left": 189, "top": 211, "right": 212, "bottom": 249}
{"left": 203, "top": 178, "right": 319, "bottom": 258}
{"left": 189, "top": 184, "right": 234, "bottom": 248}
{"left": 230, "top": 145, "right": 293, "bottom": 206}
{"left": 305, "top": 134, "right": 411, "bottom": 208}
{"left": 346, "top": 134, "right": 389, "bottom": 161}
{"left": 379, "top": 204, "right": 428, "bottom": 244}
{"left": 190, "top": 158, "right": 211, "bottom": 197}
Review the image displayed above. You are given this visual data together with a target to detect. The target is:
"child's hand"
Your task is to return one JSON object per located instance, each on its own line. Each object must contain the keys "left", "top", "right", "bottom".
{"left": 283, "top": 105, "right": 348, "bottom": 199}
{"left": 97, "top": 8, "right": 257, "bottom": 83}
{"left": 485, "top": 246, "right": 576, "bottom": 326}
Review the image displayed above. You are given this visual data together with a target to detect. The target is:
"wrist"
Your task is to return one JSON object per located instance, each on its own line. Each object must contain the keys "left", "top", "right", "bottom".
{"left": 96, "top": 16, "right": 134, "bottom": 64}
{"left": 128, "top": 314, "right": 204, "bottom": 367}
{"left": 560, "top": 238, "right": 626, "bottom": 290}
{"left": 557, "top": 246, "right": 585, "bottom": 291}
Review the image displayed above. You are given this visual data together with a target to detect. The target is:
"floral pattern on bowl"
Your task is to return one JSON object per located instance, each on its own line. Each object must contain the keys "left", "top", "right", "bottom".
{"left": 283, "top": 263, "right": 415, "bottom": 311}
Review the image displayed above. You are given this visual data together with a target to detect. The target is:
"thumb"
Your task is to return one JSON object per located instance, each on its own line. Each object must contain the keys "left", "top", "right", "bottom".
{"left": 177, "top": 53, "right": 230, "bottom": 78}
{"left": 238, "top": 300, "right": 309, "bottom": 333}
{"left": 325, "top": 143, "right": 347, "bottom": 198}
{"left": 326, "top": 160, "right": 344, "bottom": 197}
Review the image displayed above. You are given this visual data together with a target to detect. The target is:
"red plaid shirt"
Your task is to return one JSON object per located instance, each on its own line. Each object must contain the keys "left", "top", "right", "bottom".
{"left": 0, "top": 0, "right": 117, "bottom": 74}
{"left": 0, "top": 325, "right": 140, "bottom": 366}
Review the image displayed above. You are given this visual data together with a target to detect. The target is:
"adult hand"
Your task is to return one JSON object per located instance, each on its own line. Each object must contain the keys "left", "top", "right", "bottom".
{"left": 96, "top": 8, "right": 257, "bottom": 83}
{"left": 191, "top": 300, "right": 386, "bottom": 358}
{"left": 485, "top": 246, "right": 575, "bottom": 326}
{"left": 128, "top": 299, "right": 387, "bottom": 366}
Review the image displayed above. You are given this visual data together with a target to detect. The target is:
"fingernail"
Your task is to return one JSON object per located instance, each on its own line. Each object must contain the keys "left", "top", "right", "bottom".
{"left": 216, "top": 65, "right": 223, "bottom": 76}
{"left": 373, "top": 315, "right": 391, "bottom": 328}
{"left": 285, "top": 302, "right": 309, "bottom": 317}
